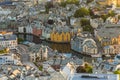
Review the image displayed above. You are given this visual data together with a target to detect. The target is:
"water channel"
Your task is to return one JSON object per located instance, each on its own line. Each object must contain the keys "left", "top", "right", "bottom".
{"left": 16, "top": 33, "right": 98, "bottom": 63}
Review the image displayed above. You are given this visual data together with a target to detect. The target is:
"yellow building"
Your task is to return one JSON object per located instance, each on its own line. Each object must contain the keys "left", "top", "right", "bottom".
{"left": 100, "top": 35, "right": 120, "bottom": 46}
{"left": 50, "top": 31, "right": 71, "bottom": 43}
{"left": 98, "top": 0, "right": 120, "bottom": 6}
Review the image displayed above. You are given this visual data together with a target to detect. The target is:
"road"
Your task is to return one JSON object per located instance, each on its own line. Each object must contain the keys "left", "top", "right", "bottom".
{"left": 16, "top": 44, "right": 40, "bottom": 71}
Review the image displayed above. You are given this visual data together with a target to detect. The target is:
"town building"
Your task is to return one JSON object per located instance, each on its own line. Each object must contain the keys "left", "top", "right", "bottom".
{"left": 97, "top": 0, "right": 120, "bottom": 7}
{"left": 29, "top": 45, "right": 48, "bottom": 62}
{"left": 93, "top": 58, "right": 120, "bottom": 74}
{"left": 0, "top": 53, "right": 21, "bottom": 65}
{"left": 50, "top": 31, "right": 71, "bottom": 43}
{"left": 60, "top": 61, "right": 119, "bottom": 80}
{"left": 95, "top": 24, "right": 120, "bottom": 46}
{"left": 71, "top": 31, "right": 98, "bottom": 54}
{"left": 0, "top": 31, "right": 17, "bottom": 49}
{"left": 103, "top": 44, "right": 120, "bottom": 55}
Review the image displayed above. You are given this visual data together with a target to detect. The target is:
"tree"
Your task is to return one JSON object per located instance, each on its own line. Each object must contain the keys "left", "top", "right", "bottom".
{"left": 80, "top": 19, "right": 94, "bottom": 33}
{"left": 118, "top": 15, "right": 120, "bottom": 19}
{"left": 60, "top": 0, "right": 79, "bottom": 7}
{"left": 74, "top": 7, "right": 89, "bottom": 18}
{"left": 39, "top": 65, "right": 43, "bottom": 71}
{"left": 114, "top": 70, "right": 120, "bottom": 74}
{"left": 76, "top": 63, "right": 93, "bottom": 73}
{"left": 66, "top": 0, "right": 79, "bottom": 5}
{"left": 87, "top": 0, "right": 94, "bottom": 4}
{"left": 100, "top": 14, "right": 109, "bottom": 22}
{"left": 80, "top": 18, "right": 90, "bottom": 26}
{"left": 84, "top": 63, "right": 93, "bottom": 73}
{"left": 76, "top": 66, "right": 87, "bottom": 73}
{"left": 83, "top": 25, "right": 94, "bottom": 33}
{"left": 17, "top": 38, "right": 24, "bottom": 43}
{"left": 108, "top": 10, "right": 116, "bottom": 17}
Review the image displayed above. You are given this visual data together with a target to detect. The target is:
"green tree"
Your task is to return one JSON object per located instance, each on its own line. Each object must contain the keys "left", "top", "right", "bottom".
{"left": 76, "top": 63, "right": 93, "bottom": 73}
{"left": 39, "top": 65, "right": 43, "bottom": 71}
{"left": 83, "top": 25, "right": 94, "bottom": 33}
{"left": 114, "top": 70, "right": 120, "bottom": 74}
{"left": 87, "top": 0, "right": 94, "bottom": 4}
{"left": 100, "top": 14, "right": 109, "bottom": 22}
{"left": 108, "top": 10, "right": 116, "bottom": 17}
{"left": 80, "top": 19, "right": 94, "bottom": 33}
{"left": 118, "top": 15, "right": 120, "bottom": 19}
{"left": 74, "top": 7, "right": 89, "bottom": 18}
{"left": 17, "top": 38, "right": 24, "bottom": 43}
{"left": 60, "top": 0, "right": 79, "bottom": 7}
{"left": 84, "top": 63, "right": 93, "bottom": 73}
{"left": 76, "top": 66, "right": 87, "bottom": 73}
{"left": 80, "top": 18, "right": 90, "bottom": 26}
{"left": 60, "top": 2, "right": 67, "bottom": 7}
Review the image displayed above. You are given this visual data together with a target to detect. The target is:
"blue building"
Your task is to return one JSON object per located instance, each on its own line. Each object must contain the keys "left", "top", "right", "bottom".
{"left": 0, "top": 0, "right": 13, "bottom": 6}
{"left": 71, "top": 32, "right": 98, "bottom": 54}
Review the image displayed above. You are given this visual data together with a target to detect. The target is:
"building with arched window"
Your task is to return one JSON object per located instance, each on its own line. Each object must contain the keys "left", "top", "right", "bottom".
{"left": 71, "top": 32, "right": 98, "bottom": 54}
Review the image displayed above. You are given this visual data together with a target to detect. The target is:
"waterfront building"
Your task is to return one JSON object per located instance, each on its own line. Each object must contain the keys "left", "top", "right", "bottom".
{"left": 0, "top": 31, "right": 17, "bottom": 49}
{"left": 42, "top": 27, "right": 52, "bottom": 39}
{"left": 18, "top": 27, "right": 25, "bottom": 33}
{"left": 95, "top": 24, "right": 120, "bottom": 46}
{"left": 25, "top": 25, "right": 33, "bottom": 34}
{"left": 71, "top": 31, "right": 98, "bottom": 54}
{"left": 32, "top": 27, "right": 42, "bottom": 36}
{"left": 50, "top": 31, "right": 71, "bottom": 43}
{"left": 103, "top": 44, "right": 120, "bottom": 55}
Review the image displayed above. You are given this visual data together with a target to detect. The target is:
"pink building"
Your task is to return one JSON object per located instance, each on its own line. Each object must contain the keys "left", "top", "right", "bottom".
{"left": 32, "top": 27, "right": 42, "bottom": 37}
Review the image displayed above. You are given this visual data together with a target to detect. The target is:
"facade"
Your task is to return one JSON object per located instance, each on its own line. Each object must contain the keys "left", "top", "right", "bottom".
{"left": 95, "top": 24, "right": 120, "bottom": 46}
{"left": 0, "top": 31, "right": 17, "bottom": 49}
{"left": 32, "top": 27, "right": 42, "bottom": 36}
{"left": 60, "top": 61, "right": 118, "bottom": 80}
{"left": 29, "top": 45, "right": 48, "bottom": 62}
{"left": 42, "top": 28, "right": 51, "bottom": 39}
{"left": 50, "top": 31, "right": 71, "bottom": 42}
{"left": 18, "top": 27, "right": 25, "bottom": 33}
{"left": 104, "top": 44, "right": 120, "bottom": 54}
{"left": 93, "top": 58, "right": 120, "bottom": 74}
{"left": 97, "top": 0, "right": 120, "bottom": 6}
{"left": 71, "top": 32, "right": 98, "bottom": 54}
{"left": 0, "top": 55, "right": 20, "bottom": 65}
{"left": 26, "top": 25, "right": 33, "bottom": 34}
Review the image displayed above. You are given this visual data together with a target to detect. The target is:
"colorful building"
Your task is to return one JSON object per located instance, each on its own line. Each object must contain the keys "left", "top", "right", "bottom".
{"left": 0, "top": 31, "right": 17, "bottom": 49}
{"left": 50, "top": 31, "right": 71, "bottom": 43}
{"left": 97, "top": 0, "right": 120, "bottom": 6}
{"left": 71, "top": 32, "right": 98, "bottom": 54}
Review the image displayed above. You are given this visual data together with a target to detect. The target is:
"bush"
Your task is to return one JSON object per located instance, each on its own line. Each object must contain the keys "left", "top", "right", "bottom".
{"left": 39, "top": 65, "right": 43, "bottom": 71}
{"left": 80, "top": 19, "right": 94, "bottom": 33}
{"left": 18, "top": 38, "right": 24, "bottom": 43}
{"left": 114, "top": 70, "right": 120, "bottom": 74}
{"left": 74, "top": 7, "right": 89, "bottom": 18}
{"left": 76, "top": 63, "right": 93, "bottom": 73}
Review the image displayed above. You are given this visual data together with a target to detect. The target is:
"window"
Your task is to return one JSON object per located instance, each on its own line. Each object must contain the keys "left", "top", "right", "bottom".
{"left": 116, "top": 55, "right": 120, "bottom": 59}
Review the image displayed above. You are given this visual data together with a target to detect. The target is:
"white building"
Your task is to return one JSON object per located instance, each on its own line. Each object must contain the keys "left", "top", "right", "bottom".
{"left": 18, "top": 27, "right": 24, "bottom": 33}
{"left": 0, "top": 53, "right": 20, "bottom": 65}
{"left": 0, "top": 32, "right": 17, "bottom": 49}
{"left": 29, "top": 45, "right": 48, "bottom": 62}
{"left": 71, "top": 32, "right": 98, "bottom": 54}
{"left": 25, "top": 25, "right": 33, "bottom": 34}
{"left": 0, "top": 7, "right": 11, "bottom": 15}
